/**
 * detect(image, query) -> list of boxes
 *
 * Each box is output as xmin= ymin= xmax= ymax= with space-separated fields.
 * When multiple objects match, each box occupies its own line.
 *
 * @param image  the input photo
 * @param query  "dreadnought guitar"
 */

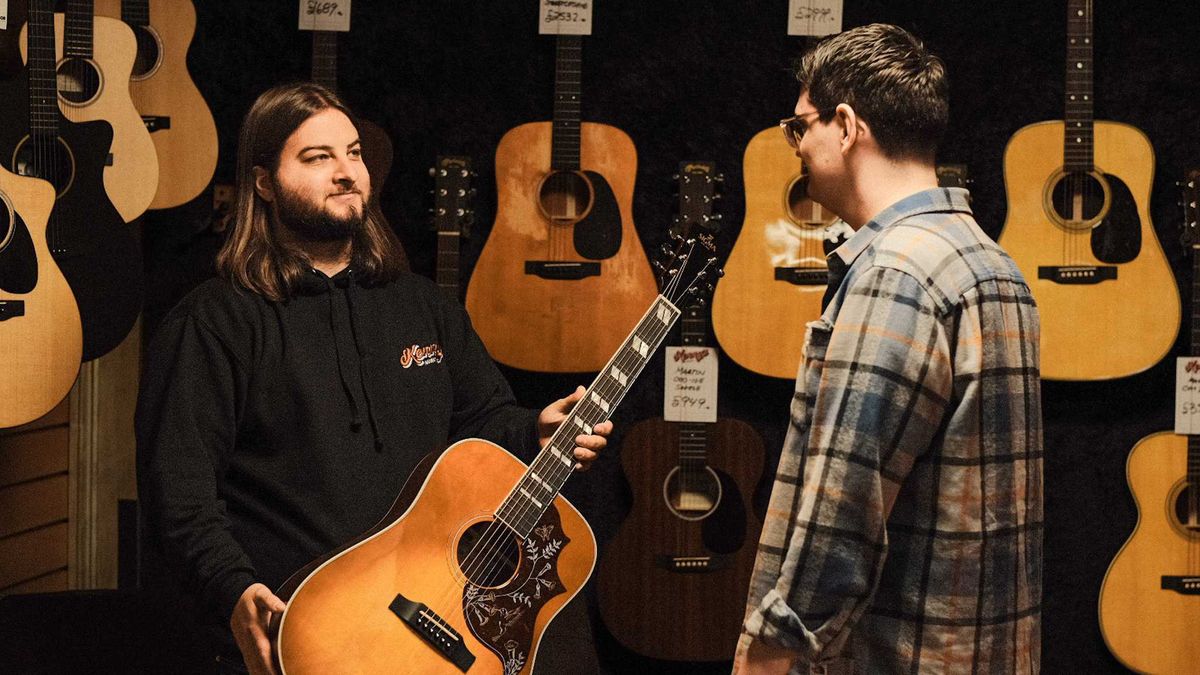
xmin=997 ymin=0 xmax=1178 ymax=381
xmin=271 ymin=236 xmax=721 ymax=674
xmin=94 ymin=0 xmax=217 ymax=209
xmin=465 ymin=33 xmax=657 ymax=373
xmin=597 ymin=162 xmax=765 ymax=662
xmin=1097 ymin=170 xmax=1200 ymax=674
xmin=0 ymin=165 xmax=82 ymax=429
xmin=1 ymin=0 xmax=142 ymax=362
xmin=431 ymin=155 xmax=474 ymax=299
xmin=20 ymin=0 xmax=159 ymax=223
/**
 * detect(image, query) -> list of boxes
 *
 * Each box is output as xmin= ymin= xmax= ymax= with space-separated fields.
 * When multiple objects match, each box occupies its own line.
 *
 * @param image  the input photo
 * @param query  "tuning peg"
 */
xmin=714 ymin=173 xmax=726 ymax=183
xmin=428 ymin=167 xmax=437 ymax=177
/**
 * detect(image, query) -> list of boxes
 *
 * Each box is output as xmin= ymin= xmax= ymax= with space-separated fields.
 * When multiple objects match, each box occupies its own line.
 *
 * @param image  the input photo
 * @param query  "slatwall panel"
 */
xmin=0 ymin=399 xmax=70 ymax=595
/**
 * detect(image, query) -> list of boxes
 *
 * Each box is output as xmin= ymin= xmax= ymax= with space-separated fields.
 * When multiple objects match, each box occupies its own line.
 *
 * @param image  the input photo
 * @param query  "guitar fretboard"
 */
xmin=27 ymin=0 xmax=60 ymax=135
xmin=65 ymin=0 xmax=96 ymax=59
xmin=550 ymin=35 xmax=582 ymax=171
xmin=495 ymin=295 xmax=682 ymax=538
xmin=678 ymin=306 xmax=710 ymax=470
xmin=121 ymin=0 xmax=151 ymax=27
xmin=1063 ymin=0 xmax=1095 ymax=172
xmin=312 ymin=31 xmax=339 ymax=93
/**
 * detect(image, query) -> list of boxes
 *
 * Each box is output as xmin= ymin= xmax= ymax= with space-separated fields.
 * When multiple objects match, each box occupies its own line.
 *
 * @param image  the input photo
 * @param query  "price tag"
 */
xmin=664 ymin=347 xmax=718 ymax=423
xmin=1177 ymin=357 xmax=1200 ymax=434
xmin=787 ymin=0 xmax=842 ymax=37
xmin=539 ymin=0 xmax=593 ymax=36
xmin=1 ymin=1 xmax=8 ymax=31
xmin=299 ymin=0 xmax=351 ymax=33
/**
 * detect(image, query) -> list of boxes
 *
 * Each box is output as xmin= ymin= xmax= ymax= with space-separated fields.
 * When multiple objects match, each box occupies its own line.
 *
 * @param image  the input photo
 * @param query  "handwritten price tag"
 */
xmin=1 ymin=1 xmax=8 ymax=31
xmin=787 ymin=0 xmax=842 ymax=37
xmin=664 ymin=347 xmax=718 ymax=423
xmin=1176 ymin=358 xmax=1200 ymax=434
xmin=299 ymin=0 xmax=350 ymax=32
xmin=539 ymin=0 xmax=593 ymax=35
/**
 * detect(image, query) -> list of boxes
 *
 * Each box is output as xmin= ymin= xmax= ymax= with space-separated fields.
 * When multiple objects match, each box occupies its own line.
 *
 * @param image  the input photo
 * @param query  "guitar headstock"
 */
xmin=430 ymin=155 xmax=474 ymax=238
xmin=656 ymin=161 xmax=724 ymax=310
xmin=1182 ymin=169 xmax=1199 ymax=249
xmin=935 ymin=163 xmax=971 ymax=190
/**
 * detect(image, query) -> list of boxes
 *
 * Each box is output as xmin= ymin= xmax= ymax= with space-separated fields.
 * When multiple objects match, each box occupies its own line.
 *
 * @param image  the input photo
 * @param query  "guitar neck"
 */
xmin=550 ymin=35 xmax=582 ymax=171
xmin=678 ymin=306 xmax=710 ymax=469
xmin=1063 ymin=0 xmax=1095 ymax=172
xmin=27 ymin=0 xmax=60 ymax=137
xmin=121 ymin=0 xmax=150 ymax=27
xmin=65 ymin=0 xmax=96 ymax=59
xmin=496 ymin=295 xmax=682 ymax=538
xmin=312 ymin=31 xmax=339 ymax=92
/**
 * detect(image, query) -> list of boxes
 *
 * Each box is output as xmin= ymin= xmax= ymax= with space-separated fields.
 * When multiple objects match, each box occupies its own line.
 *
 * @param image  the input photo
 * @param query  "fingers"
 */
xmin=254 ymin=588 xmax=287 ymax=615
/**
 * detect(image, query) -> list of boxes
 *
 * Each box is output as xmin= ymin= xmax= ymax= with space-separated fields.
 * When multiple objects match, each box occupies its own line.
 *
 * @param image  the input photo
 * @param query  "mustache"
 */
xmin=329 ymin=189 xmax=362 ymax=197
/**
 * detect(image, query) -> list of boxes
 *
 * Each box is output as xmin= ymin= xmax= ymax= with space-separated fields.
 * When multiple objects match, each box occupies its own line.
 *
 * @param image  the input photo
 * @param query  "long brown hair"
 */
xmin=216 ymin=82 xmax=406 ymax=301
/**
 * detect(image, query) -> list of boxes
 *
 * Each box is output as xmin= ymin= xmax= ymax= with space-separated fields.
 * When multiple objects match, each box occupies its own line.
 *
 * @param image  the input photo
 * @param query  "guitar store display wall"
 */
xmin=3 ymin=0 xmax=1200 ymax=673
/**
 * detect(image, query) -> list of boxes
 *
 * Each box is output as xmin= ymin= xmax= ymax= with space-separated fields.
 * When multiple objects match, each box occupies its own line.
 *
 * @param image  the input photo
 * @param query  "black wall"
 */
xmin=141 ymin=1 xmax=1200 ymax=672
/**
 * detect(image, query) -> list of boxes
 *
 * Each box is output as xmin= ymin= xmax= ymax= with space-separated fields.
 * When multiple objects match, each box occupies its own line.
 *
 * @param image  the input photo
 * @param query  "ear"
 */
xmin=253 ymin=166 xmax=275 ymax=202
xmin=834 ymin=102 xmax=866 ymax=154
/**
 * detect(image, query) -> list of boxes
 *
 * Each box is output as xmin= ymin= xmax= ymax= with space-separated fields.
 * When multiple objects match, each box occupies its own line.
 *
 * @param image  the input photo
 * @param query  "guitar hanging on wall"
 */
xmin=1097 ymin=169 xmax=1200 ymax=674
xmin=997 ymin=0 xmax=1178 ymax=381
xmin=94 ymin=0 xmax=218 ymax=210
xmin=0 ymin=0 xmax=142 ymax=362
xmin=465 ymin=27 xmax=657 ymax=373
xmin=431 ymin=155 xmax=474 ymax=300
xmin=271 ymin=229 xmax=722 ymax=674
xmin=597 ymin=161 xmax=765 ymax=662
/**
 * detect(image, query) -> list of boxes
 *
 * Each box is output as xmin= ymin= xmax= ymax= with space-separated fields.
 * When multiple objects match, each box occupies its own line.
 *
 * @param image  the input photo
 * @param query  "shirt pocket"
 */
xmin=789 ymin=318 xmax=833 ymax=429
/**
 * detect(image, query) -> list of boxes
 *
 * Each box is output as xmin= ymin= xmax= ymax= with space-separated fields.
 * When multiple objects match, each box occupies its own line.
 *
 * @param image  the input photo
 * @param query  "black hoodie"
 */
xmin=135 ymin=268 xmax=540 ymax=630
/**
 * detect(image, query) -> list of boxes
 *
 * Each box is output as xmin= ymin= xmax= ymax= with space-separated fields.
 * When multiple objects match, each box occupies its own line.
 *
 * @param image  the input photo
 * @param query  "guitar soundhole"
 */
xmin=12 ymin=136 xmax=75 ymax=198
xmin=56 ymin=58 xmax=102 ymax=106
xmin=785 ymin=174 xmax=834 ymax=228
xmin=538 ymin=170 xmax=594 ymax=224
xmin=0 ymin=195 xmax=13 ymax=253
xmin=455 ymin=520 xmax=522 ymax=589
xmin=131 ymin=25 xmax=163 ymax=79
xmin=1049 ymin=171 xmax=1108 ymax=229
xmin=1172 ymin=484 xmax=1200 ymax=533
xmin=663 ymin=466 xmax=722 ymax=521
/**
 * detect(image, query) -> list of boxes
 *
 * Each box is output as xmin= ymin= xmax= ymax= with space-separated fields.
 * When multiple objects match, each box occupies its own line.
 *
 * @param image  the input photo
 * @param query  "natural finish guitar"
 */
xmin=466 ymin=35 xmax=656 ymax=373
xmin=272 ymin=241 xmax=719 ymax=674
xmin=1097 ymin=171 xmax=1200 ymax=674
xmin=20 ymin=0 xmax=160 ymax=223
xmin=95 ymin=0 xmax=217 ymax=210
xmin=997 ymin=0 xmax=1178 ymax=381
xmin=0 ymin=166 xmax=82 ymax=429
xmin=598 ymin=161 xmax=765 ymax=661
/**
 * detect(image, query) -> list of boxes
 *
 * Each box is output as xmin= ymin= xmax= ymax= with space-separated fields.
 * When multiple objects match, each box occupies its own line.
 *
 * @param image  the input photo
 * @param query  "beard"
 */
xmin=273 ymin=182 xmax=367 ymax=243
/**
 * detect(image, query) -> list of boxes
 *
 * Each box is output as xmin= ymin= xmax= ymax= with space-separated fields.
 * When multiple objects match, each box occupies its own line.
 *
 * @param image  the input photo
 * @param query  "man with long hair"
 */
xmin=137 ymin=83 xmax=609 ymax=674
xmin=735 ymin=25 xmax=1042 ymax=673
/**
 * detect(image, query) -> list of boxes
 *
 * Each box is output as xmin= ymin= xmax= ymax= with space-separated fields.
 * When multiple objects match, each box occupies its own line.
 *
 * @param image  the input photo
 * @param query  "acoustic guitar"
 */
xmin=19 ymin=0 xmax=159 ymax=223
xmin=431 ymin=155 xmax=474 ymax=299
xmin=1097 ymin=170 xmax=1200 ymax=674
xmin=0 ymin=0 xmax=142 ymax=362
xmin=465 ymin=33 xmax=657 ymax=373
xmin=94 ymin=0 xmax=217 ymax=210
xmin=271 ymin=233 xmax=721 ymax=674
xmin=997 ymin=0 xmax=1178 ymax=381
xmin=597 ymin=161 xmax=765 ymax=662
xmin=0 ymin=165 xmax=82 ymax=429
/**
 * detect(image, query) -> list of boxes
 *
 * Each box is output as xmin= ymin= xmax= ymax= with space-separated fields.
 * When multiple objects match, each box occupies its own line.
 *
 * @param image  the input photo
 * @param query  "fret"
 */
xmin=496 ymin=296 xmax=682 ymax=537
xmin=65 ymin=0 xmax=96 ymax=59
xmin=311 ymin=31 xmax=339 ymax=92
xmin=550 ymin=35 xmax=584 ymax=171
xmin=121 ymin=0 xmax=151 ymax=27
xmin=27 ymin=0 xmax=60 ymax=135
xmin=1062 ymin=0 xmax=1094 ymax=167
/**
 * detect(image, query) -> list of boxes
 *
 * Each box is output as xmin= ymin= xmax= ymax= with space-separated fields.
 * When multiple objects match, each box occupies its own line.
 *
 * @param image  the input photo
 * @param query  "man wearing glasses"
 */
xmin=734 ymin=23 xmax=1042 ymax=674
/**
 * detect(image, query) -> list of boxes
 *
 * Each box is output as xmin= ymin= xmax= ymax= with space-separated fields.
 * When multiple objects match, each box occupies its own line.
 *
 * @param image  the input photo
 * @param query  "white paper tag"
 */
xmin=299 ymin=0 xmax=351 ymax=32
xmin=1176 ymin=357 xmax=1200 ymax=434
xmin=787 ymin=0 xmax=842 ymax=37
xmin=664 ymin=347 xmax=718 ymax=423
xmin=1 ymin=1 xmax=9 ymax=31
xmin=539 ymin=0 xmax=593 ymax=35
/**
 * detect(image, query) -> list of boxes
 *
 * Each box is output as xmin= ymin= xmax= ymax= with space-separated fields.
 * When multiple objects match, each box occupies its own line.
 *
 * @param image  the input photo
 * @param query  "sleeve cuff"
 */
xmin=209 ymin=570 xmax=258 ymax=623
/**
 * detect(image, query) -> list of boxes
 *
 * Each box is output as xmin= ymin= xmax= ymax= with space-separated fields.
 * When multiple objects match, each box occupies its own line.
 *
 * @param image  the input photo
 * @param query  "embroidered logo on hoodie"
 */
xmin=401 ymin=343 xmax=444 ymax=368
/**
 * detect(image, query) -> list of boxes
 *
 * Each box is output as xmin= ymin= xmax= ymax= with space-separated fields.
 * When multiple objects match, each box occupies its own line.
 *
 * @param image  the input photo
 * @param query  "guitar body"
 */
xmin=998 ymin=120 xmax=1178 ymax=380
xmin=1098 ymin=431 xmax=1200 ymax=674
xmin=465 ymin=121 xmax=656 ymax=373
xmin=597 ymin=417 xmax=764 ymax=661
xmin=0 ymin=167 xmax=82 ymax=428
xmin=274 ymin=439 xmax=596 ymax=675
xmin=712 ymin=127 xmax=827 ymax=380
xmin=95 ymin=0 xmax=217 ymax=209
xmin=20 ymin=14 xmax=159 ymax=222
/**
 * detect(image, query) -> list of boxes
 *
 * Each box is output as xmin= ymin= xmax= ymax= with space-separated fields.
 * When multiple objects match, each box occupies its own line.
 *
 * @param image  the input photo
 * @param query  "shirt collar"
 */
xmin=828 ymin=187 xmax=973 ymax=270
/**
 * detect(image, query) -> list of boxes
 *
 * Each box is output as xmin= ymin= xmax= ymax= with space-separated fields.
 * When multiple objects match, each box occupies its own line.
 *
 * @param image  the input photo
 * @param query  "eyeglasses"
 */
xmin=779 ymin=107 xmax=836 ymax=148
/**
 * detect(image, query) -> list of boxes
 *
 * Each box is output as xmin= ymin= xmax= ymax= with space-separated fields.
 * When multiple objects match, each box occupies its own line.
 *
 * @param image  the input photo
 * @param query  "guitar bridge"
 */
xmin=389 ymin=592 xmax=475 ymax=672
xmin=0 ymin=301 xmax=25 ymax=322
xmin=1037 ymin=265 xmax=1117 ymax=285
xmin=774 ymin=267 xmax=828 ymax=286
xmin=525 ymin=261 xmax=601 ymax=280
xmin=654 ymin=554 xmax=731 ymax=573
xmin=1161 ymin=576 xmax=1200 ymax=595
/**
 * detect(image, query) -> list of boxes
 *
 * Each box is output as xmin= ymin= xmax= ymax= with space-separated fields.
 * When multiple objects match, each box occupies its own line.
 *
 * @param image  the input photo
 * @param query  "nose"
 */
xmin=331 ymin=154 xmax=358 ymax=187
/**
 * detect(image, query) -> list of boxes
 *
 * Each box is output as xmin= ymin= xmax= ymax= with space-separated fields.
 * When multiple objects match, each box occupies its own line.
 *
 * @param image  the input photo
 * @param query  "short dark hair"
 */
xmin=795 ymin=23 xmax=948 ymax=160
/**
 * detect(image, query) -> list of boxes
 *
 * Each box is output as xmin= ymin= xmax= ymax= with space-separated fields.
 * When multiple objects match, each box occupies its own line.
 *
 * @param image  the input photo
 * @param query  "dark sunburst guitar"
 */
xmin=597 ymin=161 xmax=765 ymax=662
xmin=1 ymin=0 xmax=142 ymax=362
xmin=272 ymin=234 xmax=722 ymax=674
xmin=997 ymin=0 xmax=1178 ymax=381
xmin=465 ymin=32 xmax=657 ymax=373
xmin=1097 ymin=170 xmax=1200 ymax=674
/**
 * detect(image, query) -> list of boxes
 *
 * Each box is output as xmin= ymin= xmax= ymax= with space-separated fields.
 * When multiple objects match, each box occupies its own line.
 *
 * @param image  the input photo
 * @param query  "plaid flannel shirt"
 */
xmin=739 ymin=188 xmax=1043 ymax=674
